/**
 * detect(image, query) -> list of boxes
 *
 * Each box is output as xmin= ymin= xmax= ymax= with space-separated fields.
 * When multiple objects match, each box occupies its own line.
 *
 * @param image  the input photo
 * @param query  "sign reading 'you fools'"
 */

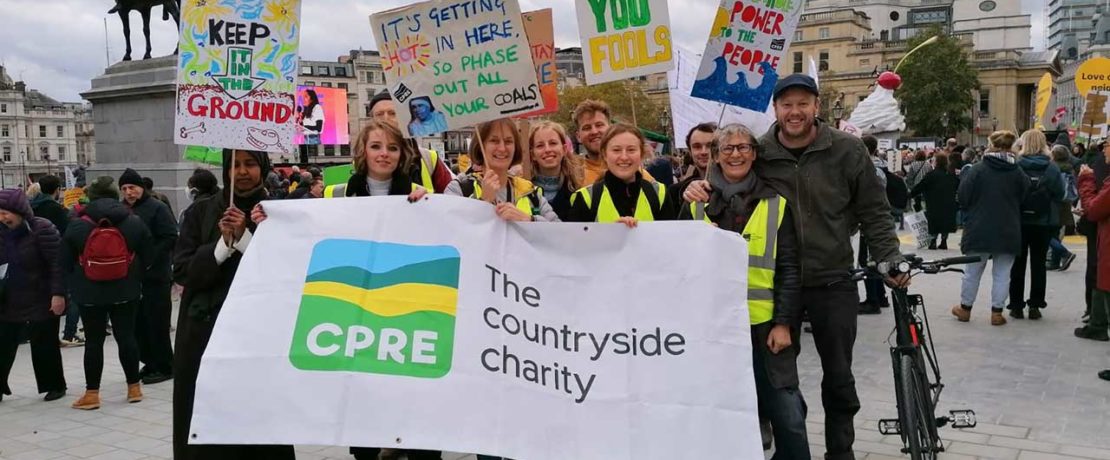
xmin=370 ymin=0 xmax=543 ymax=138
xmin=576 ymin=0 xmax=674 ymax=85
xmin=174 ymin=0 xmax=303 ymax=154
xmin=691 ymin=0 xmax=804 ymax=111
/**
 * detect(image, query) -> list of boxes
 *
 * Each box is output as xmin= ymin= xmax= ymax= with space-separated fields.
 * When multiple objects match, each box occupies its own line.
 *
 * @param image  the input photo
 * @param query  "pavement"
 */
xmin=1 ymin=232 xmax=1108 ymax=460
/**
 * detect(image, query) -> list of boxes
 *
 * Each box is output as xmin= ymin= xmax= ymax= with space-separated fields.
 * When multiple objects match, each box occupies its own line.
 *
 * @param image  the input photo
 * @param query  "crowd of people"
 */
xmin=0 ymin=70 xmax=1106 ymax=460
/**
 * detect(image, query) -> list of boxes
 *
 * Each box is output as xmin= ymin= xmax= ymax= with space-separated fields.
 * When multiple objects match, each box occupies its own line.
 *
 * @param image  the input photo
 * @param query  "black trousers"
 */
xmin=0 ymin=317 xmax=66 ymax=395
xmin=857 ymin=236 xmax=888 ymax=307
xmin=81 ymin=301 xmax=141 ymax=390
xmin=802 ymin=285 xmax=861 ymax=460
xmin=351 ymin=448 xmax=442 ymax=460
xmin=137 ymin=281 xmax=174 ymax=375
xmin=1009 ymin=225 xmax=1053 ymax=310
xmin=1085 ymin=223 xmax=1098 ymax=317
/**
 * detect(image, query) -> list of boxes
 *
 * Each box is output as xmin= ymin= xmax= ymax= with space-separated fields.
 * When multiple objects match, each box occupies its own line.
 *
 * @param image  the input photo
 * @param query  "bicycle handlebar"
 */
xmin=845 ymin=254 xmax=983 ymax=284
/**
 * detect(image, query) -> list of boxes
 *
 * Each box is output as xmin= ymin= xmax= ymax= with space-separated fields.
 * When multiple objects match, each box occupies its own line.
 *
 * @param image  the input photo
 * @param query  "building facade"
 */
xmin=0 ymin=65 xmax=83 ymax=188
xmin=1048 ymin=0 xmax=1100 ymax=57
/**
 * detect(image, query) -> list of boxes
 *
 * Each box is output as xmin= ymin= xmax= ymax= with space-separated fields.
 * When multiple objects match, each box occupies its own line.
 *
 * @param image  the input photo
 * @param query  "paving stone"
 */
xmin=1058 ymin=446 xmax=1110 ymax=460
xmin=1017 ymin=452 xmax=1091 ymax=460
xmin=989 ymin=436 xmax=1061 ymax=453
xmin=947 ymin=440 xmax=1021 ymax=460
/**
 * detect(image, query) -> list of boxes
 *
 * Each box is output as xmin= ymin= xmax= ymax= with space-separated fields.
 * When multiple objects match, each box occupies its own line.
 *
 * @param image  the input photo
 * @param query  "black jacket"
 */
xmin=0 ymin=217 xmax=64 ymax=323
xmin=61 ymin=198 xmax=153 ymax=306
xmin=345 ymin=172 xmax=414 ymax=197
xmin=756 ymin=120 xmax=902 ymax=286
xmin=128 ymin=193 xmax=178 ymax=283
xmin=30 ymin=194 xmax=69 ymax=236
xmin=566 ymin=172 xmax=678 ymax=222
xmin=1017 ymin=153 xmax=1065 ymax=227
xmin=957 ymin=154 xmax=1031 ymax=255
xmin=676 ymin=177 xmax=802 ymax=327
xmin=911 ymin=169 xmax=959 ymax=234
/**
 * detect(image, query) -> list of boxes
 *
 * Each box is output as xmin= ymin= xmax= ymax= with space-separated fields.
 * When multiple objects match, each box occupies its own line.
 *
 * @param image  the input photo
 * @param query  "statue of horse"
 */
xmin=108 ymin=0 xmax=181 ymax=61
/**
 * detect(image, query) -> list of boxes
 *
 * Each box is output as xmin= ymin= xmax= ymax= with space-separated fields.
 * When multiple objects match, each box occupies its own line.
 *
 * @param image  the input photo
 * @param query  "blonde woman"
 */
xmin=1007 ymin=129 xmax=1065 ymax=320
xmin=528 ymin=121 xmax=582 ymax=220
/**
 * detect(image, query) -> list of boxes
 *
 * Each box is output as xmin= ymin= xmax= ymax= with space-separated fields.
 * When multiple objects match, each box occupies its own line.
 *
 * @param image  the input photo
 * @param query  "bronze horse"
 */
xmin=109 ymin=0 xmax=181 ymax=61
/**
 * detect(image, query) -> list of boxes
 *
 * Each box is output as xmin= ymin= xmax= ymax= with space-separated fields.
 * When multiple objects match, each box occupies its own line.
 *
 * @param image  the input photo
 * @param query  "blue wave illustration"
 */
xmin=692 ymin=58 xmax=779 ymax=112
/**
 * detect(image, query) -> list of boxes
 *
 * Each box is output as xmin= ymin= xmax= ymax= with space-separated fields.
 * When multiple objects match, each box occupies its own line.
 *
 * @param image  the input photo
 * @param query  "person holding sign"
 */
xmin=445 ymin=119 xmax=559 ymax=222
xmin=171 ymin=149 xmax=295 ymax=460
xmin=369 ymin=91 xmax=455 ymax=193
xmin=567 ymin=124 xmax=678 ymax=225
xmin=677 ymin=123 xmax=809 ymax=458
xmin=528 ymin=121 xmax=583 ymax=221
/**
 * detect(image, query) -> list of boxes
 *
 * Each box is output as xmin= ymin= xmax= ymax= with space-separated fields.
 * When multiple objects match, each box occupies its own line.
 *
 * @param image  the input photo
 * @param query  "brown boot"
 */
xmin=127 ymin=383 xmax=143 ymax=403
xmin=991 ymin=311 xmax=1007 ymax=326
xmin=72 ymin=390 xmax=101 ymax=410
xmin=951 ymin=305 xmax=971 ymax=322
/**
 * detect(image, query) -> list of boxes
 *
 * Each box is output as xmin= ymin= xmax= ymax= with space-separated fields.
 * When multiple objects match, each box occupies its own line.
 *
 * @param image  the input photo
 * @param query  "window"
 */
xmin=317 ymin=66 xmax=330 ymax=76
xmin=335 ymin=67 xmax=347 ymax=77
xmin=0 ymin=104 xmax=6 ymax=113
xmin=304 ymin=80 xmax=315 ymax=86
xmin=793 ymin=52 xmax=803 ymax=73
xmin=57 ymin=126 xmax=64 ymax=137
xmin=819 ymin=27 xmax=830 ymax=39
xmin=40 ymin=145 xmax=48 ymax=159
xmin=39 ymin=125 xmax=47 ymax=138
xmin=323 ymin=145 xmax=336 ymax=156
xmin=301 ymin=66 xmax=312 ymax=75
xmin=57 ymin=146 xmax=66 ymax=160
xmin=819 ymin=50 xmax=830 ymax=71
xmin=0 ymin=125 xmax=7 ymax=137
xmin=340 ymin=144 xmax=351 ymax=156
xmin=978 ymin=89 xmax=990 ymax=115
xmin=338 ymin=82 xmax=349 ymax=90
xmin=2 ymin=146 xmax=9 ymax=162
xmin=365 ymin=71 xmax=374 ymax=83
xmin=321 ymin=82 xmax=332 ymax=88
xmin=860 ymin=58 xmax=871 ymax=67
xmin=794 ymin=30 xmax=803 ymax=41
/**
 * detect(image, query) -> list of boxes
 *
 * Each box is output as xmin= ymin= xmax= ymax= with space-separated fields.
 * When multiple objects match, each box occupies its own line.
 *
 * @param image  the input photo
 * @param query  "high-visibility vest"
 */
xmin=470 ymin=176 xmax=540 ymax=217
xmin=691 ymin=196 xmax=787 ymax=325
xmin=572 ymin=180 xmax=666 ymax=223
xmin=418 ymin=149 xmax=439 ymax=191
xmin=323 ymin=182 xmax=421 ymax=198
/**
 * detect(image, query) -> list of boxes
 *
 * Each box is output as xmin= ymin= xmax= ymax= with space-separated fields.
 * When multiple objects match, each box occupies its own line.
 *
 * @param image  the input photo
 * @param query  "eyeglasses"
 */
xmin=720 ymin=143 xmax=755 ymax=155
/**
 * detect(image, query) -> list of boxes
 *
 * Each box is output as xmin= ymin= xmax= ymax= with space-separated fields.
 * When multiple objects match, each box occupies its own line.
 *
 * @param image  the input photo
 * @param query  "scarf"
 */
xmin=983 ymin=150 xmax=1017 ymax=164
xmin=706 ymin=163 xmax=758 ymax=217
xmin=532 ymin=175 xmax=561 ymax=202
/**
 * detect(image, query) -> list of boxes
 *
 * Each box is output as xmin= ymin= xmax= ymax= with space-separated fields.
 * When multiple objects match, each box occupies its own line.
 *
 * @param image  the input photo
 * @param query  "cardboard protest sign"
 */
xmin=370 ymin=0 xmax=542 ymax=138
xmin=576 ymin=0 xmax=674 ymax=85
xmin=668 ymin=47 xmax=774 ymax=148
xmin=174 ymin=0 xmax=303 ymax=155
xmin=691 ymin=0 xmax=804 ymax=111
xmin=517 ymin=9 xmax=557 ymax=117
xmin=63 ymin=188 xmax=84 ymax=209
xmin=190 ymin=197 xmax=762 ymax=460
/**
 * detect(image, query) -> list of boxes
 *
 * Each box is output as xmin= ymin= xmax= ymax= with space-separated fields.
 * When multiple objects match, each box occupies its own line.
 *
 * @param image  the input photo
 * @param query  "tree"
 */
xmin=552 ymin=81 xmax=664 ymax=134
xmin=895 ymin=28 xmax=979 ymax=138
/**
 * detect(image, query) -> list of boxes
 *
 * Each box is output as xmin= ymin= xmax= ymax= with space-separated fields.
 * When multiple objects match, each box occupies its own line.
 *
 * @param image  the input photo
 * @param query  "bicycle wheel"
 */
xmin=899 ymin=354 xmax=924 ymax=459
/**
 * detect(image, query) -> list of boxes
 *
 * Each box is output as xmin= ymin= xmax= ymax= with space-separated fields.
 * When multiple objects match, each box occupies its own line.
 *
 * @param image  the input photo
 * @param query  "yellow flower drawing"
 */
xmin=263 ymin=0 xmax=297 ymax=35
xmin=183 ymin=0 xmax=232 ymax=31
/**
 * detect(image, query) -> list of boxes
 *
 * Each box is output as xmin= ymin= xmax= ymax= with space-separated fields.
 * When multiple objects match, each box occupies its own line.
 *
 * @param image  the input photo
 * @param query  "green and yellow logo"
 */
xmin=289 ymin=239 xmax=460 ymax=378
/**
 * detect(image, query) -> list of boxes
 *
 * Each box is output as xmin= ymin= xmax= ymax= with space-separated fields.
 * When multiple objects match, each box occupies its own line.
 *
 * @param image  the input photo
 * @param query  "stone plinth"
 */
xmin=81 ymin=56 xmax=212 ymax=214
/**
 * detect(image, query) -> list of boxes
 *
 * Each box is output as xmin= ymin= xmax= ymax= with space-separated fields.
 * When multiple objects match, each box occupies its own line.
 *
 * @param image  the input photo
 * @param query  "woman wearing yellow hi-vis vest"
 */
xmin=445 ymin=118 xmax=559 ymax=222
xmin=677 ymin=123 xmax=809 ymax=458
xmin=566 ymin=124 xmax=678 ymax=226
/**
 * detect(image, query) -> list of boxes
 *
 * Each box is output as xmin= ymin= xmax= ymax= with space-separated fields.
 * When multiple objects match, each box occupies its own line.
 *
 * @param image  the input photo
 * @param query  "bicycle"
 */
xmin=846 ymin=254 xmax=980 ymax=460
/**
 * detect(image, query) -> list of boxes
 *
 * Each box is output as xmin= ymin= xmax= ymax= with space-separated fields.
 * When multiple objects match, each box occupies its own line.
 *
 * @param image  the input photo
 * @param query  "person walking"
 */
xmin=951 ymin=131 xmax=1030 ymax=326
xmin=910 ymin=153 xmax=959 ymax=250
xmin=1048 ymin=145 xmax=1078 ymax=271
xmin=567 ymin=124 xmax=678 ymax=224
xmin=119 ymin=168 xmax=178 ymax=384
xmin=904 ymin=150 xmax=932 ymax=212
xmin=687 ymin=74 xmax=905 ymax=460
xmin=678 ymin=123 xmax=809 ymax=459
xmin=62 ymin=176 xmax=152 ymax=410
xmin=0 ymin=189 xmax=67 ymax=403
xmin=528 ymin=121 xmax=583 ymax=221
xmin=1075 ymin=143 xmax=1110 ymax=341
xmin=172 ymin=149 xmax=295 ymax=459
xmin=1008 ymin=130 xmax=1065 ymax=320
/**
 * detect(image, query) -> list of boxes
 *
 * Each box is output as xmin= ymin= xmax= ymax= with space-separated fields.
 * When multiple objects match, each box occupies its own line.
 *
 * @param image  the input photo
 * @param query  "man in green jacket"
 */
xmin=687 ymin=74 xmax=906 ymax=459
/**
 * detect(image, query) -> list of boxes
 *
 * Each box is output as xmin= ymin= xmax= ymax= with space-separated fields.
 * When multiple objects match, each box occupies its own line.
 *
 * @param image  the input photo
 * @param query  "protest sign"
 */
xmin=691 ymin=0 xmax=805 ymax=111
xmin=905 ymin=212 xmax=931 ymax=250
xmin=322 ymin=164 xmax=354 ymax=186
xmin=63 ymin=188 xmax=84 ymax=209
xmin=294 ymin=86 xmax=350 ymax=146
xmin=517 ymin=9 xmax=557 ymax=117
xmin=174 ymin=0 xmax=302 ymax=155
xmin=668 ymin=47 xmax=773 ymax=148
xmin=191 ymin=197 xmax=761 ymax=460
xmin=370 ymin=0 xmax=542 ymax=138
xmin=576 ymin=0 xmax=674 ymax=85
xmin=183 ymin=145 xmax=224 ymax=166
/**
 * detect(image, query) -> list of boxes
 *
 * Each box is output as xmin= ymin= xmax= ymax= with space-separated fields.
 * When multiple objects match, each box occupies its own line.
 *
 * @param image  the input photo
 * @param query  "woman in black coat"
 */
xmin=171 ymin=149 xmax=294 ymax=460
xmin=911 ymin=153 xmax=959 ymax=249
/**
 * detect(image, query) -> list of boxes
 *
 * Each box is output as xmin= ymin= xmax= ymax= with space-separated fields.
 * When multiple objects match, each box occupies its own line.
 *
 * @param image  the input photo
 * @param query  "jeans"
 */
xmin=960 ymin=253 xmax=1017 ymax=311
xmin=137 ymin=281 xmax=174 ymax=375
xmin=63 ymin=296 xmax=81 ymax=340
xmin=752 ymin=323 xmax=809 ymax=459
xmin=1009 ymin=225 xmax=1053 ymax=310
xmin=81 ymin=301 xmax=141 ymax=390
xmin=802 ymin=285 xmax=861 ymax=459
xmin=0 ymin=318 xmax=66 ymax=395
xmin=1091 ymin=290 xmax=1110 ymax=332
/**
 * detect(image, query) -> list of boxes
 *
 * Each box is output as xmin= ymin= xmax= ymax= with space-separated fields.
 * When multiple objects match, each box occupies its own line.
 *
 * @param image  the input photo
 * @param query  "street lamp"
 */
xmin=992 ymin=116 xmax=998 ymax=133
xmin=659 ymin=108 xmax=671 ymax=155
xmin=941 ymin=113 xmax=948 ymax=139
xmin=832 ymin=99 xmax=844 ymax=126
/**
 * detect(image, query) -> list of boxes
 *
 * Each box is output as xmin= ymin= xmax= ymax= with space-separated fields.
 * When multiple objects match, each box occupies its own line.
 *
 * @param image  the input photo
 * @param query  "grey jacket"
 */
xmin=756 ymin=120 xmax=903 ymax=286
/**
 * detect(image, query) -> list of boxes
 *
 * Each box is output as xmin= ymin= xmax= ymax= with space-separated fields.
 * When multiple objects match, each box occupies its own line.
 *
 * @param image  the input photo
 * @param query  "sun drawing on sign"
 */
xmin=380 ymin=35 xmax=432 ymax=78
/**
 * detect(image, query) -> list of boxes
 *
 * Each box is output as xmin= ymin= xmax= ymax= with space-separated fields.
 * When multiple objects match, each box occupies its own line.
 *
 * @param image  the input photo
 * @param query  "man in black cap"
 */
xmin=367 ymin=90 xmax=454 ymax=193
xmin=688 ymin=74 xmax=906 ymax=459
xmin=118 ymin=168 xmax=178 ymax=385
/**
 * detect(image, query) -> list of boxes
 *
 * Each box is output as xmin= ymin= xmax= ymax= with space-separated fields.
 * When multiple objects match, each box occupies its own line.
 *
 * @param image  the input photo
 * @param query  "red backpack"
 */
xmin=79 ymin=216 xmax=134 ymax=281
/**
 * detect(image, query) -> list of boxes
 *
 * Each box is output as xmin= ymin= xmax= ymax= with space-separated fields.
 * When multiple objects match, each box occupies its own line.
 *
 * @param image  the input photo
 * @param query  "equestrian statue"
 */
xmin=109 ymin=0 xmax=181 ymax=61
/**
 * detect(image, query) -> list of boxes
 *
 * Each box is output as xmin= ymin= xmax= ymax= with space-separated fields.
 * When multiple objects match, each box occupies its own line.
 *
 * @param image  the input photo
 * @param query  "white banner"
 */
xmin=191 ymin=197 xmax=761 ymax=460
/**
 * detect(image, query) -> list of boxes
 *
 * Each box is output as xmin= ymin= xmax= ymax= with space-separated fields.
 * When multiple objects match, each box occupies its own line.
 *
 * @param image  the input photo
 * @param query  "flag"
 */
xmin=809 ymin=57 xmax=819 ymax=88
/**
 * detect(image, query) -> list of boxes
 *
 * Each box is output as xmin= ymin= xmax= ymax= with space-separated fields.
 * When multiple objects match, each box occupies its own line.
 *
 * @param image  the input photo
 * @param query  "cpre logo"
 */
xmin=289 ymin=239 xmax=459 ymax=378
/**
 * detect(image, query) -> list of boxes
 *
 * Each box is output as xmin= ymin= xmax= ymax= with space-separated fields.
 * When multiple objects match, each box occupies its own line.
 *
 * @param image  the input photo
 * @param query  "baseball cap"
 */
xmin=773 ymin=74 xmax=819 ymax=101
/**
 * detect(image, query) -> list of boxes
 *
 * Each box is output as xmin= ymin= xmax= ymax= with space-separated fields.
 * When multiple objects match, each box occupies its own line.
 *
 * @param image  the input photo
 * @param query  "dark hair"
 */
xmin=934 ymin=153 xmax=949 ymax=172
xmin=685 ymin=122 xmax=717 ymax=150
xmin=142 ymin=177 xmax=154 ymax=190
xmin=861 ymin=135 xmax=878 ymax=155
xmin=303 ymin=89 xmax=320 ymax=118
xmin=914 ymin=150 xmax=927 ymax=161
xmin=408 ymin=96 xmax=436 ymax=119
xmin=470 ymin=118 xmax=523 ymax=168
xmin=190 ymin=169 xmax=219 ymax=195
xmin=600 ymin=123 xmax=650 ymax=159
xmin=37 ymin=175 xmax=61 ymax=195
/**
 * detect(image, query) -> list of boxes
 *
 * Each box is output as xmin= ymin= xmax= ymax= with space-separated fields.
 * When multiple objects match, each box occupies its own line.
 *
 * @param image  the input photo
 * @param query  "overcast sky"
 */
xmin=0 ymin=0 xmax=1048 ymax=103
